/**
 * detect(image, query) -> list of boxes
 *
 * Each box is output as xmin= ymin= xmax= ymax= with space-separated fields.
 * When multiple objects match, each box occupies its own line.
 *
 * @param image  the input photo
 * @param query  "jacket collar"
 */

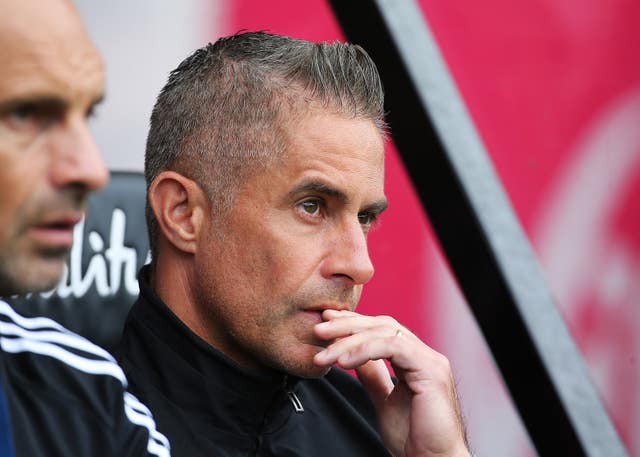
xmin=131 ymin=265 xmax=298 ymax=433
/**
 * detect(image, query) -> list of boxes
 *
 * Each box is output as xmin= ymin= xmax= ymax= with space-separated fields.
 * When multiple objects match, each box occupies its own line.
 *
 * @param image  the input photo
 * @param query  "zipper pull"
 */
xmin=286 ymin=390 xmax=304 ymax=413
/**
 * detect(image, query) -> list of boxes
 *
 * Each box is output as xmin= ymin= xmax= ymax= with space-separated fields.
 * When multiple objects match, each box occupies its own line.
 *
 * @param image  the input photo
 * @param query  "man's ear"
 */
xmin=148 ymin=171 xmax=208 ymax=254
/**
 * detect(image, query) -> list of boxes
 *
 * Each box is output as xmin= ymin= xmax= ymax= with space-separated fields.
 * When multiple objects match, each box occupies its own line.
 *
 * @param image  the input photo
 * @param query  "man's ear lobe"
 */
xmin=148 ymin=171 xmax=207 ymax=254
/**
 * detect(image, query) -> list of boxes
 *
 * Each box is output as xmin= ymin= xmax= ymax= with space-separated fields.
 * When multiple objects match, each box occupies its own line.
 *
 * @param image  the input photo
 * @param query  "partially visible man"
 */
xmin=0 ymin=1 xmax=170 ymax=455
xmin=117 ymin=32 xmax=472 ymax=456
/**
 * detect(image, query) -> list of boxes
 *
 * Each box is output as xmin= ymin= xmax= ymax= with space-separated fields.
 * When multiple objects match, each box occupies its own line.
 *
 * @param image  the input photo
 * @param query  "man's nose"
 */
xmin=49 ymin=117 xmax=109 ymax=193
xmin=321 ymin=219 xmax=375 ymax=286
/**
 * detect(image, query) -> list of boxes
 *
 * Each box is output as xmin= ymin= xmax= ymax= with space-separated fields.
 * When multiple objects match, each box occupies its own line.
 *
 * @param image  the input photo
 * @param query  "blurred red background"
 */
xmin=224 ymin=1 xmax=640 ymax=455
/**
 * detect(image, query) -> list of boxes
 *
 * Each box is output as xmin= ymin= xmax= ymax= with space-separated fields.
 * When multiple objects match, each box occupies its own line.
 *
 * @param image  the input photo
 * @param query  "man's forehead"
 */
xmin=286 ymin=106 xmax=384 ymax=147
xmin=0 ymin=0 xmax=80 ymax=32
xmin=0 ymin=2 xmax=104 ymax=104
xmin=0 ymin=50 xmax=104 ymax=97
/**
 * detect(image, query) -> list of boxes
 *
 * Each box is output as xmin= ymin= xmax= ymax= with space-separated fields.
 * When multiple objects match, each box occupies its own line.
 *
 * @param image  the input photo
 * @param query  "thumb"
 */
xmin=355 ymin=360 xmax=394 ymax=408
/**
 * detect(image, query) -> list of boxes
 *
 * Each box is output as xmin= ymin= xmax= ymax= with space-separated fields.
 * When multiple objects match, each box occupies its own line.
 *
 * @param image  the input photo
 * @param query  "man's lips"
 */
xmin=303 ymin=304 xmax=351 ymax=313
xmin=300 ymin=304 xmax=351 ymax=328
xmin=28 ymin=214 xmax=83 ymax=248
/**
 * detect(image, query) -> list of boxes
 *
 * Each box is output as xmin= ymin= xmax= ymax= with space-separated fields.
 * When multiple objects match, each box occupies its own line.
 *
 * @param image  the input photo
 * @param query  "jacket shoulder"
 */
xmin=0 ymin=300 xmax=171 ymax=457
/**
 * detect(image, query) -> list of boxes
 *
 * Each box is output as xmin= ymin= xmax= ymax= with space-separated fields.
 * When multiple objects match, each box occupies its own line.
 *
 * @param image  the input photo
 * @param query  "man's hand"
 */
xmin=313 ymin=310 xmax=471 ymax=457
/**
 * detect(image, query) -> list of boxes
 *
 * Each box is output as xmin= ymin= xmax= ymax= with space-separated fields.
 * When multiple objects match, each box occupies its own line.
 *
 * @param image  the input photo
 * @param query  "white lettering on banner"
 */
xmin=42 ymin=208 xmax=145 ymax=299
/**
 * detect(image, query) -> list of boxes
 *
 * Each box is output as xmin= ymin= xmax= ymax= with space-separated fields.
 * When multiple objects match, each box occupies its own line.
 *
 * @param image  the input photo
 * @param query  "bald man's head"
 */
xmin=0 ymin=0 xmax=109 ymax=296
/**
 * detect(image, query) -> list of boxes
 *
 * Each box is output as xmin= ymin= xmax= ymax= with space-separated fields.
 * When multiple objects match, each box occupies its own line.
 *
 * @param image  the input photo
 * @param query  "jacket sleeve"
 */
xmin=115 ymin=390 xmax=171 ymax=457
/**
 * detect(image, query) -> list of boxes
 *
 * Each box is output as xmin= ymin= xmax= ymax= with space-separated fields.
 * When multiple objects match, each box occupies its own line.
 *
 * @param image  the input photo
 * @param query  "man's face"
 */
xmin=195 ymin=110 xmax=386 ymax=378
xmin=0 ymin=0 xmax=108 ymax=295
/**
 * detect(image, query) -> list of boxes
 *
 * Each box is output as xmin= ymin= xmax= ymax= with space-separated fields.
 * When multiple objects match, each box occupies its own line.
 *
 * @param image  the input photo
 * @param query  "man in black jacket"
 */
xmin=0 ymin=1 xmax=170 ymax=455
xmin=117 ymin=32 xmax=472 ymax=456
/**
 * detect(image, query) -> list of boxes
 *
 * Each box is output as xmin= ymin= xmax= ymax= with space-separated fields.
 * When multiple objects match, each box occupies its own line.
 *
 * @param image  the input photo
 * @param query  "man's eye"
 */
xmin=6 ymin=103 xmax=55 ymax=130
xmin=358 ymin=212 xmax=376 ymax=226
xmin=301 ymin=200 xmax=321 ymax=215
xmin=86 ymin=103 xmax=99 ymax=120
xmin=10 ymin=104 xmax=36 ymax=121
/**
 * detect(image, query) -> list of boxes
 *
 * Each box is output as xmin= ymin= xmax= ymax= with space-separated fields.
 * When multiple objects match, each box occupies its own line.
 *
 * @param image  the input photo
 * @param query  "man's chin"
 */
xmin=269 ymin=344 xmax=333 ymax=379
xmin=288 ymin=362 xmax=332 ymax=380
xmin=0 ymin=255 xmax=66 ymax=296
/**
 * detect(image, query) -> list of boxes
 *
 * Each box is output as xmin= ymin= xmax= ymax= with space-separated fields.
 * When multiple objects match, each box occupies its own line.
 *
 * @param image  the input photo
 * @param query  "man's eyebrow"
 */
xmin=362 ymin=198 xmax=389 ymax=216
xmin=0 ymin=95 xmax=67 ymax=112
xmin=288 ymin=179 xmax=388 ymax=213
xmin=0 ymin=93 xmax=104 ymax=114
xmin=288 ymin=180 xmax=348 ymax=203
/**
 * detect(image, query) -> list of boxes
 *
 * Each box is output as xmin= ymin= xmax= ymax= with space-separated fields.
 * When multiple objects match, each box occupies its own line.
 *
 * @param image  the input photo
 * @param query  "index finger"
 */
xmin=315 ymin=310 xmax=412 ymax=341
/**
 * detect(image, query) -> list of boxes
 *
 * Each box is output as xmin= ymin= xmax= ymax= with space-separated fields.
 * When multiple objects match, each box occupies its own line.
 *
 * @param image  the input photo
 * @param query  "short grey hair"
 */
xmin=144 ymin=31 xmax=385 ymax=261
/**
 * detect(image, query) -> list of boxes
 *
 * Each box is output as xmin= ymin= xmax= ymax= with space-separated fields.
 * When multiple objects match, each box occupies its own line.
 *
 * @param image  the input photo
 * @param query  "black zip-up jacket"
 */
xmin=0 ymin=299 xmax=171 ymax=457
xmin=115 ymin=268 xmax=392 ymax=457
